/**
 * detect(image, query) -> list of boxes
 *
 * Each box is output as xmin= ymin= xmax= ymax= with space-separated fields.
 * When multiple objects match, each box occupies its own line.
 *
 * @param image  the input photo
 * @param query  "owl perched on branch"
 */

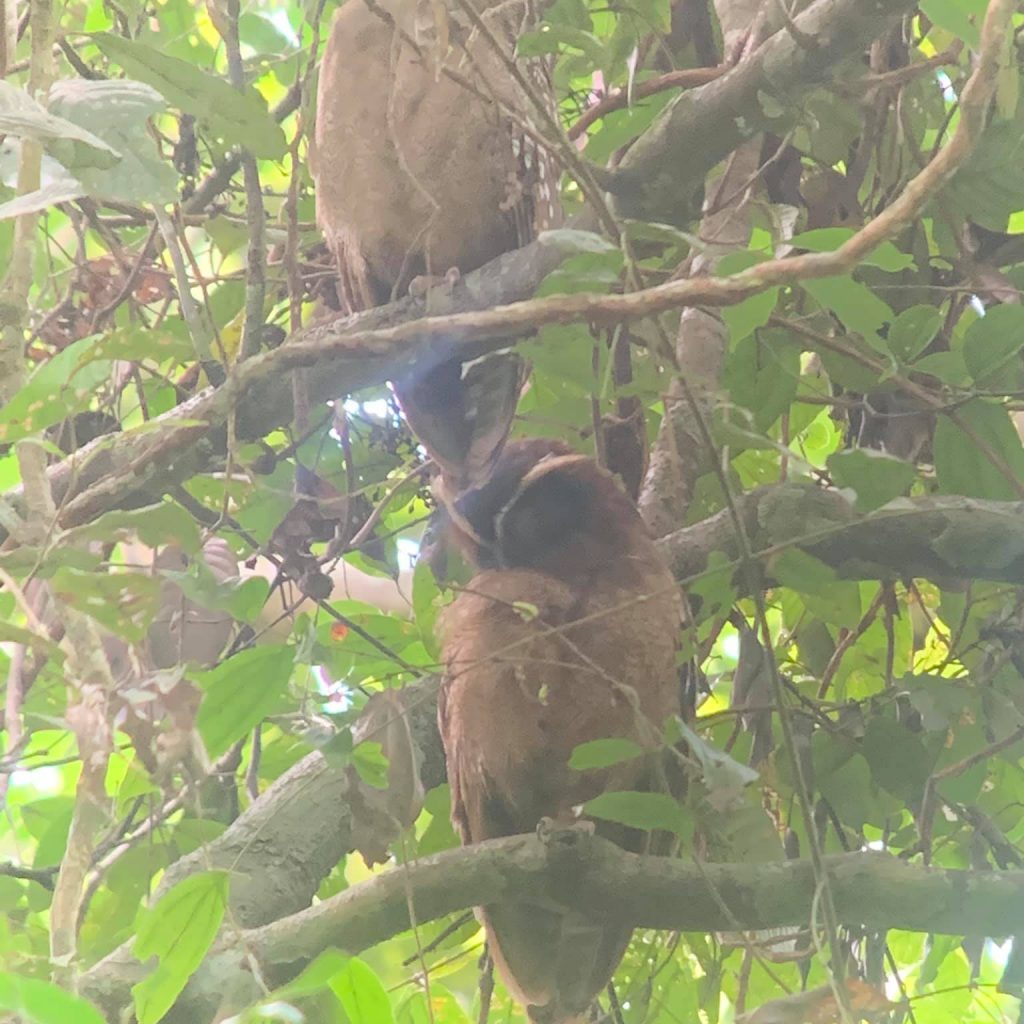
xmin=312 ymin=0 xmax=561 ymax=481
xmin=313 ymin=0 xmax=560 ymax=309
xmin=438 ymin=438 xmax=683 ymax=1022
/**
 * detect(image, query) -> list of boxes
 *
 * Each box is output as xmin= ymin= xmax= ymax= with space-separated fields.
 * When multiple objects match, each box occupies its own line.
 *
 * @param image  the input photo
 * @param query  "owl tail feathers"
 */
xmin=481 ymin=903 xmax=632 ymax=1024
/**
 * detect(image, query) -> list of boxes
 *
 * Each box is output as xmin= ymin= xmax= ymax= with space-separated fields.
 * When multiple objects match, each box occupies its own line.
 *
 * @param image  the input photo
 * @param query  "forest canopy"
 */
xmin=3 ymin=1 xmax=1024 ymax=1023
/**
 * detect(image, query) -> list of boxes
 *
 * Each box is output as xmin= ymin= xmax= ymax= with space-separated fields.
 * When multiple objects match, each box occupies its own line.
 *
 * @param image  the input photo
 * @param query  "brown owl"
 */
xmin=437 ymin=439 xmax=683 ymax=1022
xmin=312 ymin=0 xmax=559 ymax=312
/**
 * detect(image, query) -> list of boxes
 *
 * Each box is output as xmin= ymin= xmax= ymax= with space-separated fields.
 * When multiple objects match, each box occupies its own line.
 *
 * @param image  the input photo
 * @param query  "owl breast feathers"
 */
xmin=438 ymin=439 xmax=682 ymax=1023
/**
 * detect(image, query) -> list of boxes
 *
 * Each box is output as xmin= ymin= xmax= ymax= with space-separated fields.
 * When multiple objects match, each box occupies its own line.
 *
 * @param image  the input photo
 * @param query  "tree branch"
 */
xmin=82 ymin=832 xmax=1024 ymax=1021
xmin=659 ymin=486 xmax=1024 ymax=589
xmin=604 ymin=0 xmax=919 ymax=221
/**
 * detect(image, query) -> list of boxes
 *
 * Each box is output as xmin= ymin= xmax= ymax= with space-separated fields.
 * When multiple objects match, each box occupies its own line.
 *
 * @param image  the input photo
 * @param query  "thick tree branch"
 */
xmin=6 ymin=0 xmax=996 ymax=534
xmin=604 ymin=0 xmax=919 ymax=221
xmin=659 ymin=486 xmax=1024 ymax=589
xmin=82 ymin=833 xmax=1024 ymax=1021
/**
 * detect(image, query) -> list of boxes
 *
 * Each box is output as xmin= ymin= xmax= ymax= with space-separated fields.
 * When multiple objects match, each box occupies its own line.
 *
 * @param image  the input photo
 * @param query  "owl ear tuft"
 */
xmin=395 ymin=352 xmax=528 ymax=492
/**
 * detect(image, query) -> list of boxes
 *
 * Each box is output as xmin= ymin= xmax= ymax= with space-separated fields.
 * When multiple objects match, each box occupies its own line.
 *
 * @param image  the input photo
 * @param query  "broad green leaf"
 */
xmin=675 ymin=720 xmax=759 ymax=808
xmin=331 ymin=957 xmax=394 ymax=1024
xmin=132 ymin=871 xmax=230 ymax=1024
xmin=538 ymin=228 xmax=619 ymax=254
xmin=790 ymin=228 xmax=914 ymax=271
xmin=92 ymin=33 xmax=286 ymax=160
xmin=861 ymin=717 xmax=936 ymax=804
xmin=0 ymin=335 xmax=112 ymax=443
xmin=771 ymin=550 xmax=862 ymax=627
xmin=920 ymin=0 xmax=985 ymax=47
xmin=917 ymin=933 xmax=962 ymax=989
xmin=159 ymin=561 xmax=269 ymax=626
xmin=418 ymin=784 xmax=460 ymax=857
xmin=90 ymin=327 xmax=194 ymax=364
xmin=0 ymin=80 xmax=116 ymax=155
xmin=352 ymin=740 xmax=390 ymax=789
xmin=584 ymin=790 xmax=685 ymax=833
xmin=569 ymin=737 xmax=644 ymax=770
xmin=517 ymin=25 xmax=607 ymax=65
xmin=827 ymin=449 xmax=915 ymax=512
xmin=412 ymin=558 xmax=440 ymax=659
xmin=934 ymin=399 xmax=1024 ymax=500
xmin=887 ymin=305 xmax=943 ymax=363
xmin=722 ymin=288 xmax=780 ymax=344
xmin=47 ymin=78 xmax=178 ymax=203
xmin=722 ymin=330 xmax=800 ymax=430
xmin=0 ymin=973 xmax=106 ymax=1024
xmin=321 ymin=728 xmax=355 ymax=768
xmin=816 ymin=753 xmax=880 ymax=831
xmin=801 ymin=276 xmax=893 ymax=346
xmin=274 ymin=949 xmax=350 ymax=1000
xmin=195 ymin=645 xmax=294 ymax=757
xmin=68 ymin=504 xmax=202 ymax=554
xmin=583 ymin=89 xmax=675 ymax=162
xmin=537 ymin=250 xmax=624 ymax=295
xmin=962 ymin=304 xmax=1024 ymax=383
xmin=49 ymin=566 xmax=162 ymax=643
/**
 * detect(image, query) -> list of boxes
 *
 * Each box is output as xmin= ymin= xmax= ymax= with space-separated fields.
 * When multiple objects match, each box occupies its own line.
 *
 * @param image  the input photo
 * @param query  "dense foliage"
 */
xmin=3 ymin=1 xmax=1024 ymax=1023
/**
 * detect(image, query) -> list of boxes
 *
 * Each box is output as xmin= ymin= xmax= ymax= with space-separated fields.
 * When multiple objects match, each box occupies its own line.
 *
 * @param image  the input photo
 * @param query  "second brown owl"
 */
xmin=438 ymin=439 xmax=683 ymax=1022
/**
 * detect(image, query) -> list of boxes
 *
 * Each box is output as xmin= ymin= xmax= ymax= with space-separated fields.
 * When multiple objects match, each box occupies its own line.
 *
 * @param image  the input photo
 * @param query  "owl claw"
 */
xmin=408 ymin=267 xmax=460 ymax=300
xmin=536 ymin=816 xmax=595 ymax=847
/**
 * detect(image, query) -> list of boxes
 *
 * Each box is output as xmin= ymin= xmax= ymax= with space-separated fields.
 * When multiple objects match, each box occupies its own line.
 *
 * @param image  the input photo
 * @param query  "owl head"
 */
xmin=443 ymin=438 xmax=646 ymax=577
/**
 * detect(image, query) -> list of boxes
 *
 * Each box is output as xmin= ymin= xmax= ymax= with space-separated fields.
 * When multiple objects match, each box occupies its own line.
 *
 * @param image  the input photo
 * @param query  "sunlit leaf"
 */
xmin=132 ymin=871 xmax=229 ymax=1024
xmin=195 ymin=645 xmax=294 ymax=757
xmin=331 ymin=957 xmax=394 ymax=1024
xmin=569 ymin=737 xmax=645 ymax=770
xmin=0 ymin=973 xmax=106 ymax=1024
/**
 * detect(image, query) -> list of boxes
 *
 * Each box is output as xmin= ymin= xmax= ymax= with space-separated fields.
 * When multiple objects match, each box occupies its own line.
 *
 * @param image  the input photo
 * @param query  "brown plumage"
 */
xmin=437 ymin=439 xmax=682 ymax=1023
xmin=312 ymin=0 xmax=559 ymax=311
xmin=311 ymin=0 xmax=560 ymax=480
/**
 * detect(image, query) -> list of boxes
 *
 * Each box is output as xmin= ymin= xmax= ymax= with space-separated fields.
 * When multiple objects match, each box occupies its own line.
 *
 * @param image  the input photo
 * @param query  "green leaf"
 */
xmin=962 ymin=305 xmax=1024 ymax=383
xmin=331 ymin=957 xmax=394 ymax=1024
xmin=274 ymin=949 xmax=350 ymax=1000
xmin=584 ymin=791 xmax=685 ymax=833
xmin=538 ymin=228 xmax=619 ymax=254
xmin=517 ymin=25 xmax=607 ymax=65
xmin=132 ymin=871 xmax=229 ymax=1024
xmin=69 ymin=504 xmax=202 ymax=554
xmin=47 ymin=78 xmax=178 ymax=203
xmin=675 ymin=720 xmax=759 ymax=808
xmin=0 ymin=335 xmax=112 ymax=444
xmin=861 ymin=717 xmax=935 ymax=804
xmin=569 ymin=737 xmax=645 ymax=770
xmin=920 ymin=0 xmax=985 ymax=47
xmin=887 ymin=305 xmax=943 ymax=363
xmin=828 ymin=449 xmax=915 ymax=512
xmin=537 ymin=250 xmax=624 ymax=295
xmin=934 ymin=399 xmax=1024 ymax=500
xmin=92 ymin=33 xmax=286 ymax=160
xmin=0 ymin=80 xmax=117 ymax=155
xmin=195 ymin=645 xmax=294 ymax=758
xmin=0 ymin=974 xmax=106 ymax=1024
xmin=321 ymin=728 xmax=355 ymax=768
xmin=412 ymin=559 xmax=440 ymax=659
xmin=801 ymin=276 xmax=893 ymax=346
xmin=352 ymin=740 xmax=390 ymax=789
xmin=816 ymin=753 xmax=881 ymax=830
xmin=789 ymin=228 xmax=914 ymax=271
xmin=722 ymin=329 xmax=800 ymax=430
xmin=49 ymin=566 xmax=162 ymax=643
